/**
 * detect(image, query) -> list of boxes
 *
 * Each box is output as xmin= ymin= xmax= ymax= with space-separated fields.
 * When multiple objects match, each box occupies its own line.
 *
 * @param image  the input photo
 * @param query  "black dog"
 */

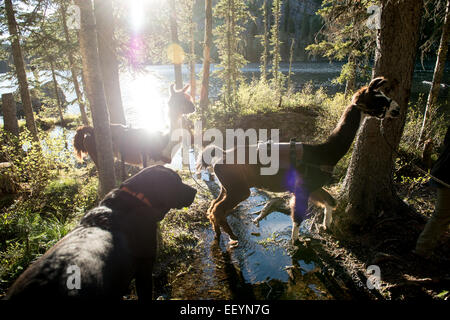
xmin=5 ymin=165 xmax=197 ymax=300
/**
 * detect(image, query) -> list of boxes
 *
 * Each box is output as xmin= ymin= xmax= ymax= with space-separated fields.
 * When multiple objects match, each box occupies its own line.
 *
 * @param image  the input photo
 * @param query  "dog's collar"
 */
xmin=120 ymin=186 xmax=152 ymax=207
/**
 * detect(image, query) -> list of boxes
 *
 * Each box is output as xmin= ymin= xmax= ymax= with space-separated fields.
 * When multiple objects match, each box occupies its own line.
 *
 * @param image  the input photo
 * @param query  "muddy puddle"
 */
xmin=161 ymin=168 xmax=352 ymax=300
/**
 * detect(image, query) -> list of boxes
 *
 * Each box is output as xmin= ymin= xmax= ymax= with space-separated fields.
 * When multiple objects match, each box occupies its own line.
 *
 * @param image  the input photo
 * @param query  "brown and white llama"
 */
xmin=197 ymin=77 xmax=400 ymax=246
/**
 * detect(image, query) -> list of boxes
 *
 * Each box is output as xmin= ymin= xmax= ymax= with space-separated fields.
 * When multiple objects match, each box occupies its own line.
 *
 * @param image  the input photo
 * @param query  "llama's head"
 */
xmin=168 ymin=84 xmax=195 ymax=118
xmin=352 ymin=77 xmax=400 ymax=119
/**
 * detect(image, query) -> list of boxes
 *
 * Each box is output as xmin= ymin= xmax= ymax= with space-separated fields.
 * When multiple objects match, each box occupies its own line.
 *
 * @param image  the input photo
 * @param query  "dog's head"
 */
xmin=120 ymin=165 xmax=197 ymax=219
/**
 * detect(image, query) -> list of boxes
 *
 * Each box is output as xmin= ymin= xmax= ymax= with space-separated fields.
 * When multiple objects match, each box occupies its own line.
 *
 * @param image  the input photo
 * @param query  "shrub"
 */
xmin=0 ymin=128 xmax=98 ymax=295
xmin=401 ymin=95 xmax=448 ymax=158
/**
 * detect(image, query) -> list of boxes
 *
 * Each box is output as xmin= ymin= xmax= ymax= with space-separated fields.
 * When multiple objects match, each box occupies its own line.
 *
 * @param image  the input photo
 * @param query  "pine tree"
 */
xmin=335 ymin=0 xmax=423 ymax=234
xmin=4 ymin=0 xmax=38 ymax=139
xmin=94 ymin=0 xmax=126 ymax=125
xmin=75 ymin=0 xmax=116 ymax=197
xmin=418 ymin=0 xmax=450 ymax=146
xmin=199 ymin=0 xmax=213 ymax=121
xmin=214 ymin=0 xmax=248 ymax=111
xmin=259 ymin=0 xmax=270 ymax=82
xmin=59 ymin=1 xmax=89 ymax=126
xmin=270 ymin=0 xmax=283 ymax=93
xmin=306 ymin=0 xmax=377 ymax=95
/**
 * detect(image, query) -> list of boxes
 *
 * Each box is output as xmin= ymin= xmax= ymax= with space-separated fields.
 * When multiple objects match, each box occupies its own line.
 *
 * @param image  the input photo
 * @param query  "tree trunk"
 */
xmin=75 ymin=0 xmax=116 ymax=197
xmin=335 ymin=0 xmax=423 ymax=234
xmin=417 ymin=0 xmax=450 ymax=147
xmin=199 ymin=0 xmax=213 ymax=121
xmin=60 ymin=4 xmax=89 ymax=126
xmin=260 ymin=0 xmax=269 ymax=81
xmin=2 ymin=93 xmax=19 ymax=137
xmin=287 ymin=38 xmax=295 ymax=91
xmin=271 ymin=0 xmax=283 ymax=94
xmin=344 ymin=55 xmax=356 ymax=96
xmin=94 ymin=0 xmax=126 ymax=125
xmin=189 ymin=6 xmax=196 ymax=103
xmin=226 ymin=0 xmax=233 ymax=106
xmin=169 ymin=0 xmax=183 ymax=90
xmin=4 ymin=0 xmax=38 ymax=140
xmin=50 ymin=60 xmax=65 ymax=126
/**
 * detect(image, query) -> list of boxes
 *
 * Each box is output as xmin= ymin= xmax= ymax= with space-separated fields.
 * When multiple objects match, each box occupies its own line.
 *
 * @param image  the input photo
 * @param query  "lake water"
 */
xmin=1 ymin=61 xmax=448 ymax=128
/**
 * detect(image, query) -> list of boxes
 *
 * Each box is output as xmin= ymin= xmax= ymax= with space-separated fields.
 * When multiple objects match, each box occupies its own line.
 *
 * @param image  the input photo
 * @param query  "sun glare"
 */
xmin=121 ymin=73 xmax=168 ymax=133
xmin=129 ymin=0 xmax=160 ymax=31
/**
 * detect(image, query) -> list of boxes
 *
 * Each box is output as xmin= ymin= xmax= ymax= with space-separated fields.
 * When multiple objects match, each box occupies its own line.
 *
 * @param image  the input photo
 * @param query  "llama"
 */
xmin=198 ymin=77 xmax=400 ymax=246
xmin=74 ymin=84 xmax=195 ymax=169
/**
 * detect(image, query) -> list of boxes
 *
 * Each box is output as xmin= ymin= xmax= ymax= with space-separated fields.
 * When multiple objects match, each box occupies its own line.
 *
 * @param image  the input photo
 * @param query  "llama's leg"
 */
xmin=120 ymin=152 xmax=126 ymax=181
xmin=208 ymin=187 xmax=225 ymax=216
xmin=310 ymin=188 xmax=336 ymax=230
xmin=253 ymin=197 xmax=287 ymax=227
xmin=84 ymin=135 xmax=98 ymax=168
xmin=210 ymin=164 xmax=250 ymax=245
xmin=291 ymin=188 xmax=309 ymax=245
xmin=212 ymin=187 xmax=251 ymax=245
xmin=142 ymin=153 xmax=147 ymax=168
xmin=207 ymin=187 xmax=226 ymax=240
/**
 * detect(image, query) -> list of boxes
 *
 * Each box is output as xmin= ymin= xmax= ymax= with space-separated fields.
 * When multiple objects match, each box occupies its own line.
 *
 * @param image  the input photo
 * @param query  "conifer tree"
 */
xmin=214 ymin=0 xmax=248 ymax=111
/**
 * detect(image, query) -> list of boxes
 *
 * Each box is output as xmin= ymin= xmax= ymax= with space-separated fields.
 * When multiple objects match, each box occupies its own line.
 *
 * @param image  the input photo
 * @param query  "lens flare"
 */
xmin=167 ymin=43 xmax=185 ymax=65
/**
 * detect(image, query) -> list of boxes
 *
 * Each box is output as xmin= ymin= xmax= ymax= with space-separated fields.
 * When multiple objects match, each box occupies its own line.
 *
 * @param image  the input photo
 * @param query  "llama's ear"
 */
xmin=170 ymin=84 xmax=176 ymax=95
xmin=368 ymin=77 xmax=387 ymax=92
xmin=182 ymin=84 xmax=190 ymax=93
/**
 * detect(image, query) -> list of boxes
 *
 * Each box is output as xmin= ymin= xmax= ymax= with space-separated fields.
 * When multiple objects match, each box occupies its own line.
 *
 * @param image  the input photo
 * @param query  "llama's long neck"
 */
xmin=303 ymin=103 xmax=362 ymax=166
xmin=161 ymin=112 xmax=183 ymax=159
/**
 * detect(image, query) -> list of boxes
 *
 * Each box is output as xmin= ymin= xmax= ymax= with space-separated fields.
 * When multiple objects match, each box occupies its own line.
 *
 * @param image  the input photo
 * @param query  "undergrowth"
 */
xmin=0 ymin=128 xmax=98 ymax=294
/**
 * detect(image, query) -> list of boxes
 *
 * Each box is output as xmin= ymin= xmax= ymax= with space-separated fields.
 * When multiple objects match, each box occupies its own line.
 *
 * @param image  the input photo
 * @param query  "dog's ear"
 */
xmin=368 ymin=77 xmax=387 ymax=92
xmin=182 ymin=84 xmax=190 ymax=93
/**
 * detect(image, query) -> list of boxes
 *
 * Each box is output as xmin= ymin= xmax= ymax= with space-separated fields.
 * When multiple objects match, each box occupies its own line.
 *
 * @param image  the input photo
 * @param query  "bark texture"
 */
xmin=2 ymin=93 xmax=19 ymax=137
xmin=60 ymin=4 xmax=89 ymax=126
xmin=335 ymin=0 xmax=423 ymax=234
xmin=75 ymin=0 xmax=116 ymax=197
xmin=169 ymin=0 xmax=183 ymax=90
xmin=4 ymin=0 xmax=38 ymax=139
xmin=94 ymin=0 xmax=126 ymax=125
xmin=50 ymin=60 xmax=65 ymax=125
xmin=199 ymin=0 xmax=213 ymax=121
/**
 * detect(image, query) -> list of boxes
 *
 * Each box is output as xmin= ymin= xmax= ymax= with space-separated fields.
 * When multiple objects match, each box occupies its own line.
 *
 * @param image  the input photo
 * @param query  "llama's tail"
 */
xmin=196 ymin=144 xmax=225 ymax=172
xmin=73 ymin=125 xmax=95 ymax=161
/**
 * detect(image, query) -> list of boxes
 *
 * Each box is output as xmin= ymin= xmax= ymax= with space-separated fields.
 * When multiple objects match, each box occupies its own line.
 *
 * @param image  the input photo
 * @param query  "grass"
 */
xmin=19 ymin=114 xmax=83 ymax=132
xmin=0 ymin=127 xmax=98 ymax=296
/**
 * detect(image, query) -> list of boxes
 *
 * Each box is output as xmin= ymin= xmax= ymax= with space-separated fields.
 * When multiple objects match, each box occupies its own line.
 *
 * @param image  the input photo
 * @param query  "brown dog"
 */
xmin=5 ymin=165 xmax=196 ymax=300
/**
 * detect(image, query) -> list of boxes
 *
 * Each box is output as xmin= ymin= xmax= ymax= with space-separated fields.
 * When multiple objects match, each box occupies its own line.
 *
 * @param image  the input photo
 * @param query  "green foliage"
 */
xmin=213 ymin=0 xmax=249 ymax=112
xmin=270 ymin=0 xmax=284 ymax=92
xmin=204 ymin=79 xmax=321 ymax=128
xmin=257 ymin=0 xmax=270 ymax=80
xmin=401 ymin=95 xmax=448 ymax=157
xmin=204 ymin=80 xmax=347 ymax=142
xmin=0 ymin=128 xmax=98 ymax=294
xmin=306 ymin=0 xmax=377 ymax=89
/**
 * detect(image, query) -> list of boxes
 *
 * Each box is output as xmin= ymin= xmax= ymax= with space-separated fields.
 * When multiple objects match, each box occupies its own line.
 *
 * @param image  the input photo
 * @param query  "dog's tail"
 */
xmin=196 ymin=144 xmax=225 ymax=172
xmin=73 ymin=125 xmax=95 ymax=161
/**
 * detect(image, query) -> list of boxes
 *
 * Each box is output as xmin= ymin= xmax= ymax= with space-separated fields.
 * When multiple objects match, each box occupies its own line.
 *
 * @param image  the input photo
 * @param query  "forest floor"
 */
xmin=146 ymin=169 xmax=449 ymax=301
